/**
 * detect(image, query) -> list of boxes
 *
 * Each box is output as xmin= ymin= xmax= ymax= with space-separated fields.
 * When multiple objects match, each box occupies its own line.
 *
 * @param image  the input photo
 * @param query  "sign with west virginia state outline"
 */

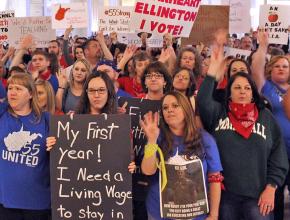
xmin=51 ymin=2 xmax=88 ymax=29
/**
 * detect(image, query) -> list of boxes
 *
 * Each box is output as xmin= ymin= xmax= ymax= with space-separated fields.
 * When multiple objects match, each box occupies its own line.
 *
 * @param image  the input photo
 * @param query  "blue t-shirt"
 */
xmin=0 ymin=103 xmax=51 ymax=210
xmin=49 ymin=74 xmax=59 ymax=94
xmin=262 ymin=80 xmax=290 ymax=158
xmin=117 ymin=88 xmax=132 ymax=98
xmin=0 ymin=81 xmax=6 ymax=99
xmin=146 ymin=130 xmax=223 ymax=220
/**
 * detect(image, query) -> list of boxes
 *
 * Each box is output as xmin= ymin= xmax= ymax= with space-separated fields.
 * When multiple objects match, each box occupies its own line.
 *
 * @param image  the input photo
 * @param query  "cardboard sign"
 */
xmin=161 ymin=158 xmax=208 ymax=219
xmin=8 ymin=16 xmax=56 ymax=48
xmin=118 ymin=97 xmax=161 ymax=200
xmin=118 ymin=33 xmax=163 ymax=48
xmin=98 ymin=7 xmax=133 ymax=33
xmin=181 ymin=5 xmax=229 ymax=46
xmin=50 ymin=114 xmax=133 ymax=220
xmin=229 ymin=0 xmax=251 ymax=34
xmin=130 ymin=0 xmax=202 ymax=37
xmin=51 ymin=3 xmax=88 ymax=29
xmin=0 ymin=10 xmax=14 ymax=44
xmin=259 ymin=5 xmax=290 ymax=45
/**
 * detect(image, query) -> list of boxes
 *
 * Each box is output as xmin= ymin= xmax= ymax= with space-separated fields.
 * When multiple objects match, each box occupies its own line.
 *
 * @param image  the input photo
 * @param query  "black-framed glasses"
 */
xmin=145 ymin=73 xmax=164 ymax=79
xmin=86 ymin=88 xmax=107 ymax=95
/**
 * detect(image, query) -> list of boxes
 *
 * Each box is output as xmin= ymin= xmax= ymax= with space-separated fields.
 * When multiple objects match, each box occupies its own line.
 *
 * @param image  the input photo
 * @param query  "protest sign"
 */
xmin=98 ymin=7 xmax=133 ymax=33
xmin=8 ymin=16 xmax=56 ymax=48
xmin=118 ymin=97 xmax=161 ymax=200
xmin=118 ymin=32 xmax=163 ymax=48
xmin=259 ymin=5 xmax=290 ymax=45
xmin=229 ymin=0 xmax=251 ymax=34
xmin=161 ymin=158 xmax=208 ymax=219
xmin=225 ymin=47 xmax=271 ymax=62
xmin=51 ymin=2 xmax=88 ymax=29
xmin=130 ymin=0 xmax=202 ymax=37
xmin=50 ymin=114 xmax=133 ymax=220
xmin=0 ymin=10 xmax=14 ymax=44
xmin=181 ymin=5 xmax=229 ymax=46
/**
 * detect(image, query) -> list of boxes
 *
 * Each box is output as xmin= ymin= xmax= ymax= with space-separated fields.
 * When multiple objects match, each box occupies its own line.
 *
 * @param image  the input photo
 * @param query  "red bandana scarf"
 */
xmin=39 ymin=70 xmax=51 ymax=81
xmin=228 ymin=102 xmax=258 ymax=139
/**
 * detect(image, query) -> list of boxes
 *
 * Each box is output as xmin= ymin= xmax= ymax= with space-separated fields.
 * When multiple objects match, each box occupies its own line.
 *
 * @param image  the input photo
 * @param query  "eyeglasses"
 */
xmin=86 ymin=88 xmax=107 ymax=95
xmin=145 ymin=73 xmax=164 ymax=79
xmin=175 ymin=75 xmax=189 ymax=80
xmin=162 ymin=103 xmax=180 ymax=112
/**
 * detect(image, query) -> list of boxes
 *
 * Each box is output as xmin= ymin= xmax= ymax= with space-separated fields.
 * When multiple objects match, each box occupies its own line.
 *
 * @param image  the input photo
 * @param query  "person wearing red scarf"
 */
xmin=197 ymin=39 xmax=288 ymax=220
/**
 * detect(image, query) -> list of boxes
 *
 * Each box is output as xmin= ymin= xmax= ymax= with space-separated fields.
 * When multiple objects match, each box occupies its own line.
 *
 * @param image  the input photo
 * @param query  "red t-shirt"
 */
xmin=117 ymin=77 xmax=144 ymax=97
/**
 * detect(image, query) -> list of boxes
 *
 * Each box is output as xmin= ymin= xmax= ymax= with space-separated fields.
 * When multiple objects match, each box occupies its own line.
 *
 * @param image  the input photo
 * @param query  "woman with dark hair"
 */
xmin=76 ymin=70 xmax=117 ymax=114
xmin=141 ymin=91 xmax=223 ymax=220
xmin=197 ymin=42 xmax=288 ymax=220
xmin=226 ymin=58 xmax=251 ymax=80
xmin=140 ymin=61 xmax=172 ymax=100
xmin=172 ymin=68 xmax=196 ymax=111
xmin=0 ymin=73 xmax=51 ymax=219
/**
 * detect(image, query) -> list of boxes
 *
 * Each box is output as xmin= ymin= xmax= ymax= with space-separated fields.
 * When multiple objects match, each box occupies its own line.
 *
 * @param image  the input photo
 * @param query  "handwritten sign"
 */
xmin=225 ymin=47 xmax=271 ymax=61
xmin=118 ymin=97 xmax=161 ymax=201
xmin=98 ymin=7 xmax=133 ymax=33
xmin=51 ymin=2 xmax=88 ymax=29
xmin=8 ymin=16 xmax=56 ymax=48
xmin=229 ymin=0 xmax=251 ymax=34
xmin=118 ymin=33 xmax=163 ymax=48
xmin=50 ymin=114 xmax=133 ymax=220
xmin=181 ymin=5 xmax=229 ymax=46
xmin=259 ymin=5 xmax=290 ymax=45
xmin=130 ymin=0 xmax=202 ymax=37
xmin=0 ymin=10 xmax=14 ymax=44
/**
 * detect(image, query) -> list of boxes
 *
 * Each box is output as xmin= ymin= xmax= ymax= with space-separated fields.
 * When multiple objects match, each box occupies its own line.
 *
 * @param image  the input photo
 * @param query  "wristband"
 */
xmin=144 ymin=143 xmax=167 ymax=191
xmin=58 ymin=87 xmax=65 ymax=90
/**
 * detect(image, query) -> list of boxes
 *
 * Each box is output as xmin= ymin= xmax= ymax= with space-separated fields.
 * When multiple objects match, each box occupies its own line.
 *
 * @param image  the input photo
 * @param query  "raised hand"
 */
xmin=56 ymin=69 xmax=68 ymax=88
xmin=207 ymin=29 xmax=227 ymax=81
xmin=20 ymin=34 xmax=34 ymax=50
xmin=64 ymin=25 xmax=73 ymax=40
xmin=140 ymin=111 xmax=160 ymax=144
xmin=257 ymin=28 xmax=269 ymax=49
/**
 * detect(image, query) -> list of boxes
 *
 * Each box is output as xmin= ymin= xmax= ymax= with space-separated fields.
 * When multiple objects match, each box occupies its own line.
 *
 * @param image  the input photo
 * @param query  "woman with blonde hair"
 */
xmin=35 ymin=79 xmax=56 ymax=114
xmin=0 ymin=73 xmax=51 ymax=219
xmin=251 ymin=32 xmax=290 ymax=220
xmin=56 ymin=58 xmax=91 ymax=113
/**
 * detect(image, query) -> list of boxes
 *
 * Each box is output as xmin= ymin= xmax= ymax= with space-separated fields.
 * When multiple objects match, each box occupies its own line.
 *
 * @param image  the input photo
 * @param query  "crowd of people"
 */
xmin=0 ymin=22 xmax=289 ymax=220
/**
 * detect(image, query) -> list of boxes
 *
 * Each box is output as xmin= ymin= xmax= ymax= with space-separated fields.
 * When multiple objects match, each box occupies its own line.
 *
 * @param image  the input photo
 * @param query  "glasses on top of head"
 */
xmin=145 ymin=73 xmax=164 ymax=79
xmin=86 ymin=87 xmax=107 ymax=95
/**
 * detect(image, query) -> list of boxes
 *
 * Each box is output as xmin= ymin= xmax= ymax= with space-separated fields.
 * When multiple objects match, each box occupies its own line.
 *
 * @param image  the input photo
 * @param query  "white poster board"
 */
xmin=8 ymin=17 xmax=56 ymax=48
xmin=229 ymin=0 xmax=251 ymax=34
xmin=51 ymin=2 xmax=88 ymax=29
xmin=0 ymin=10 xmax=14 ymax=44
xmin=130 ymin=0 xmax=202 ymax=37
xmin=98 ymin=7 xmax=133 ymax=33
xmin=259 ymin=5 xmax=290 ymax=45
xmin=118 ymin=33 xmax=163 ymax=48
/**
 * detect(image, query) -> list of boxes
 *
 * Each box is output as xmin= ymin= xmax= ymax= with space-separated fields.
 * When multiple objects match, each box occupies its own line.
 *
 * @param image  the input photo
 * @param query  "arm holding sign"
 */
xmin=251 ymin=29 xmax=268 ymax=92
xmin=140 ymin=111 xmax=160 ymax=175
xmin=63 ymin=25 xmax=74 ymax=66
